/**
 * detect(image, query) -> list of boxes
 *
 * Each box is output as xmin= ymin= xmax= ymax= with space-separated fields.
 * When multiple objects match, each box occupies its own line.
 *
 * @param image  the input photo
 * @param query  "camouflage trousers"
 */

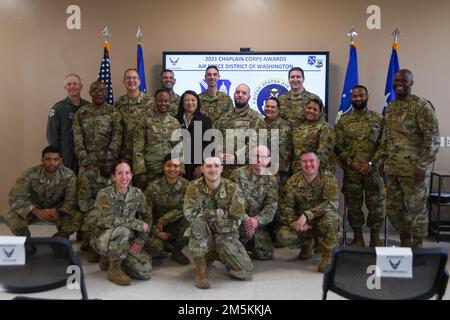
xmin=240 ymin=225 xmax=274 ymax=260
xmin=277 ymin=212 xmax=342 ymax=251
xmin=187 ymin=220 xmax=253 ymax=280
xmin=145 ymin=218 xmax=189 ymax=257
xmin=343 ymin=169 xmax=385 ymax=230
xmin=386 ymin=174 xmax=430 ymax=239
xmin=92 ymin=226 xmax=152 ymax=280
xmin=80 ymin=209 xmax=100 ymax=239
xmin=5 ymin=209 xmax=83 ymax=237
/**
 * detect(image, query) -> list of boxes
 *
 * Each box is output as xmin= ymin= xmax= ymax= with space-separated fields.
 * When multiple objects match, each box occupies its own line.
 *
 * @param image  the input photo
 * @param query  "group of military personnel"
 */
xmin=4 ymin=65 xmax=440 ymax=289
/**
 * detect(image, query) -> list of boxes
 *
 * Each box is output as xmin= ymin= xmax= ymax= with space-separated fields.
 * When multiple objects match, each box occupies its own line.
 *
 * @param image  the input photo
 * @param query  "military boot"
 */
xmin=87 ymin=247 xmax=100 ymax=263
xmin=107 ymin=259 xmax=131 ymax=286
xmin=193 ymin=258 xmax=210 ymax=289
xmin=400 ymin=233 xmax=412 ymax=247
xmin=369 ymin=229 xmax=383 ymax=247
xmin=298 ymin=238 xmax=313 ymax=260
xmin=171 ymin=246 xmax=190 ymax=265
xmin=99 ymin=256 xmax=110 ymax=271
xmin=318 ymin=248 xmax=332 ymax=273
xmin=412 ymin=236 xmax=423 ymax=248
xmin=205 ymin=250 xmax=218 ymax=267
xmin=350 ymin=227 xmax=365 ymax=247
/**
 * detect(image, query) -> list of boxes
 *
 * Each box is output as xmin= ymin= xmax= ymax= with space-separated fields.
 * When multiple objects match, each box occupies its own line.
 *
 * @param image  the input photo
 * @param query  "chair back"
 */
xmin=322 ymin=246 xmax=448 ymax=300
xmin=0 ymin=237 xmax=88 ymax=299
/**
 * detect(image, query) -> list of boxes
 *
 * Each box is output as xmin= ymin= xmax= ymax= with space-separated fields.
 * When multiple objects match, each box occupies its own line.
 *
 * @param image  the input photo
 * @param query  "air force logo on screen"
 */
xmin=199 ymin=80 xmax=231 ymax=95
xmin=169 ymin=57 xmax=180 ymax=67
xmin=252 ymin=79 xmax=289 ymax=115
xmin=308 ymin=56 xmax=323 ymax=68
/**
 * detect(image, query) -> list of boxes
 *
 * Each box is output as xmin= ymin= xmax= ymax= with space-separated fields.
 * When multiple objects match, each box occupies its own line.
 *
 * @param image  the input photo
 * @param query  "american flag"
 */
xmin=98 ymin=44 xmax=114 ymax=105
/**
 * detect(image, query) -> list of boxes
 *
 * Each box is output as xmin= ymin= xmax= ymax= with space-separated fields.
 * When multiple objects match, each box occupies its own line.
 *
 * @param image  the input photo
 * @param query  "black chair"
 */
xmin=0 ymin=237 xmax=88 ymax=299
xmin=322 ymin=246 xmax=448 ymax=300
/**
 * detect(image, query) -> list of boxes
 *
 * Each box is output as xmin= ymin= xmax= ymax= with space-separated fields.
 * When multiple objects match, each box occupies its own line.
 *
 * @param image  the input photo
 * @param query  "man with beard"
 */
xmin=5 ymin=146 xmax=81 ymax=238
xmin=374 ymin=70 xmax=440 ymax=248
xmin=335 ymin=85 xmax=384 ymax=247
xmin=216 ymin=83 xmax=265 ymax=177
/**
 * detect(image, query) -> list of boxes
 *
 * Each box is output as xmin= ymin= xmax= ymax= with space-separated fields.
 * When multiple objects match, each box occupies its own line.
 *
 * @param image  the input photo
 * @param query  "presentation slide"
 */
xmin=163 ymin=52 xmax=329 ymax=116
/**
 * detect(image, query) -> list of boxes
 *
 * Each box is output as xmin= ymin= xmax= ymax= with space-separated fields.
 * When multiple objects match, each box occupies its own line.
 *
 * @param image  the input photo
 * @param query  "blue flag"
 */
xmin=382 ymin=43 xmax=400 ymax=115
xmin=336 ymin=44 xmax=358 ymax=124
xmin=136 ymin=42 xmax=147 ymax=93
xmin=98 ymin=44 xmax=114 ymax=105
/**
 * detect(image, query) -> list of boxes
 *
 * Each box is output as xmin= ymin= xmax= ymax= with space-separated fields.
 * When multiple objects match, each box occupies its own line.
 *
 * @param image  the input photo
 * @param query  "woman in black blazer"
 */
xmin=176 ymin=90 xmax=213 ymax=180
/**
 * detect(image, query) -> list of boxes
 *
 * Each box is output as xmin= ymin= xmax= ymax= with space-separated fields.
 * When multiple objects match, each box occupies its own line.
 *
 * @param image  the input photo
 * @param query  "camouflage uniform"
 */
xmin=168 ymin=92 xmax=181 ymax=118
xmin=73 ymin=103 xmax=123 ymax=170
xmin=184 ymin=177 xmax=253 ymax=279
xmin=278 ymin=90 xmax=323 ymax=129
xmin=229 ymin=166 xmax=278 ymax=259
xmin=291 ymin=120 xmax=335 ymax=174
xmin=144 ymin=176 xmax=190 ymax=257
xmin=374 ymin=95 xmax=440 ymax=242
xmin=199 ymin=92 xmax=233 ymax=127
xmin=335 ymin=109 xmax=384 ymax=230
xmin=114 ymin=92 xmax=154 ymax=163
xmin=5 ymin=165 xmax=82 ymax=237
xmin=91 ymin=185 xmax=152 ymax=280
xmin=77 ymin=169 xmax=112 ymax=242
xmin=277 ymin=171 xmax=341 ymax=253
xmin=216 ymin=105 xmax=266 ymax=177
xmin=264 ymin=116 xmax=292 ymax=242
xmin=133 ymin=113 xmax=181 ymax=181
xmin=265 ymin=116 xmax=293 ymax=178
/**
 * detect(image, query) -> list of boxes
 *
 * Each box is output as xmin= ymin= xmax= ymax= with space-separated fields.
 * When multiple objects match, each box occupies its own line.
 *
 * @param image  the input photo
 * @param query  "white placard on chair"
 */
xmin=375 ymin=247 xmax=413 ymax=278
xmin=0 ymin=236 xmax=26 ymax=266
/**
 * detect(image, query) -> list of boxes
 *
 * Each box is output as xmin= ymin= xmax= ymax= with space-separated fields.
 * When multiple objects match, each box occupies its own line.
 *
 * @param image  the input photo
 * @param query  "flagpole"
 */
xmin=136 ymin=27 xmax=147 ymax=93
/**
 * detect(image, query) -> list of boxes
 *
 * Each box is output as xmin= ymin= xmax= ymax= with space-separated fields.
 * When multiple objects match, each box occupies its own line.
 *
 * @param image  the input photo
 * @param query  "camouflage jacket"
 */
xmin=265 ymin=116 xmax=293 ymax=174
xmin=335 ymin=109 xmax=382 ymax=168
xmin=374 ymin=95 xmax=440 ymax=176
xmin=77 ymin=169 xmax=112 ymax=213
xmin=144 ymin=176 xmax=189 ymax=227
xmin=9 ymin=165 xmax=77 ymax=218
xmin=114 ymin=92 xmax=154 ymax=162
xmin=291 ymin=120 xmax=335 ymax=173
xmin=199 ymin=92 xmax=233 ymax=127
xmin=216 ymin=105 xmax=266 ymax=162
xmin=168 ymin=92 xmax=181 ymax=118
xmin=229 ymin=166 xmax=278 ymax=227
xmin=280 ymin=170 xmax=339 ymax=225
xmin=278 ymin=89 xmax=323 ymax=128
xmin=95 ymin=185 xmax=152 ymax=246
xmin=184 ymin=177 xmax=246 ymax=234
xmin=73 ymin=103 xmax=123 ymax=167
xmin=133 ymin=113 xmax=181 ymax=175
